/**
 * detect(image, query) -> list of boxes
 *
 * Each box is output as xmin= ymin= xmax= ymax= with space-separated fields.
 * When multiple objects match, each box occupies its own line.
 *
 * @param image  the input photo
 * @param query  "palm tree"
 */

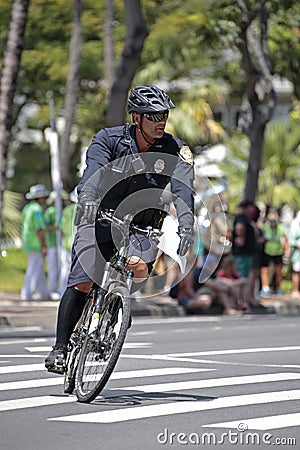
xmin=0 ymin=0 xmax=30 ymax=238
xmin=166 ymin=84 xmax=226 ymax=147
xmin=259 ymin=119 xmax=300 ymax=208
xmin=2 ymin=190 xmax=22 ymax=245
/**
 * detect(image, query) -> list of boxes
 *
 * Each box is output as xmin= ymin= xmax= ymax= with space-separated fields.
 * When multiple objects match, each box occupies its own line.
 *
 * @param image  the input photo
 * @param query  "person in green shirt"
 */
xmin=44 ymin=193 xmax=60 ymax=299
xmin=288 ymin=211 xmax=300 ymax=298
xmin=260 ymin=211 xmax=289 ymax=296
xmin=21 ymin=184 xmax=51 ymax=300
xmin=59 ymin=190 xmax=77 ymax=294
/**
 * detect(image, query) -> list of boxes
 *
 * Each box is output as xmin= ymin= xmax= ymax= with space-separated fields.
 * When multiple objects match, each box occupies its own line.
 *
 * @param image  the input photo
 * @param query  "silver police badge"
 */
xmin=154 ymin=158 xmax=165 ymax=173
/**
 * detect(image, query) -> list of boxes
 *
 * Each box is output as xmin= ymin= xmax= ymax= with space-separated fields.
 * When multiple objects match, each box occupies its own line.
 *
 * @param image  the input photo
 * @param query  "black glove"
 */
xmin=177 ymin=228 xmax=193 ymax=256
xmin=74 ymin=196 xmax=98 ymax=225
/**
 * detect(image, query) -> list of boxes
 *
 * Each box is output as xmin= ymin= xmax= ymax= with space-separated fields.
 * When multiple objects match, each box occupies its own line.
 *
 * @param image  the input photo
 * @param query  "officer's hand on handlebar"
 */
xmin=177 ymin=228 xmax=193 ymax=256
xmin=74 ymin=196 xmax=98 ymax=225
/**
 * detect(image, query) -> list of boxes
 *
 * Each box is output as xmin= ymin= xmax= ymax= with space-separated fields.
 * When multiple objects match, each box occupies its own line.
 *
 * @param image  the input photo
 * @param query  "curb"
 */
xmin=1 ymin=292 xmax=300 ymax=329
xmin=0 ymin=293 xmax=185 ymax=328
xmin=272 ymin=301 xmax=300 ymax=316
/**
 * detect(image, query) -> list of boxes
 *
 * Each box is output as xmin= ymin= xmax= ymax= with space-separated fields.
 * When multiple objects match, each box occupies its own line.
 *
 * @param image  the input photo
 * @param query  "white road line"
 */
xmin=25 ymin=342 xmax=153 ymax=352
xmin=203 ymin=412 xmax=300 ymax=430
xmin=123 ymin=343 xmax=152 ymax=348
xmin=49 ymin=389 xmax=300 ymax=423
xmin=111 ymin=367 xmax=208 ymax=379
xmin=130 ymin=331 xmax=157 ymax=336
xmin=0 ymin=378 xmax=63 ymax=390
xmin=0 ymin=373 xmax=299 ymax=412
xmin=0 ymin=355 xmax=45 ymax=359
xmin=168 ymin=346 xmax=300 ymax=357
xmin=81 ymin=367 xmax=210 ymax=383
xmin=1 ymin=371 xmax=295 ymax=393
xmin=133 ymin=317 xmax=220 ymax=325
xmin=24 ymin=347 xmax=52 ymax=352
xmin=0 ymin=367 xmax=207 ymax=384
xmin=0 ymin=395 xmax=75 ymax=412
xmin=0 ymin=363 xmax=46 ymax=373
xmin=120 ymin=353 xmax=300 ymax=369
xmin=114 ymin=372 xmax=300 ymax=393
xmin=0 ymin=338 xmax=47 ymax=346
xmin=0 ymin=326 xmax=42 ymax=333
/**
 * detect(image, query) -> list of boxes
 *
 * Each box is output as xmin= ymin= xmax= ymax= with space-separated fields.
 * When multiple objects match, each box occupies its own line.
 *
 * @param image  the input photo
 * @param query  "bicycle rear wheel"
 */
xmin=75 ymin=285 xmax=131 ymax=403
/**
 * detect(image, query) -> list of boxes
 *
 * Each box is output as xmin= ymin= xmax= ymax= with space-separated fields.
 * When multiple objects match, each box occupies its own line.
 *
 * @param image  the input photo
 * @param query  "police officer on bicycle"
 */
xmin=45 ymin=85 xmax=195 ymax=374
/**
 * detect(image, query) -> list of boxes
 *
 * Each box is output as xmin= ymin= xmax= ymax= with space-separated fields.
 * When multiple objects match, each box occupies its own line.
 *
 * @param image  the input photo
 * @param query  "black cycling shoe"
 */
xmin=45 ymin=345 xmax=67 ymax=375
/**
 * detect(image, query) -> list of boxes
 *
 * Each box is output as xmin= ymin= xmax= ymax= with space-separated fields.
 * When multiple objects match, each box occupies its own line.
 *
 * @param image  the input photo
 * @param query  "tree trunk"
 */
xmin=60 ymin=0 xmax=82 ymax=189
xmin=0 ymin=0 xmax=30 ymax=238
xmin=104 ymin=0 xmax=115 ymax=90
xmin=237 ymin=0 xmax=276 ymax=202
xmin=105 ymin=0 xmax=149 ymax=127
xmin=244 ymin=119 xmax=266 ymax=201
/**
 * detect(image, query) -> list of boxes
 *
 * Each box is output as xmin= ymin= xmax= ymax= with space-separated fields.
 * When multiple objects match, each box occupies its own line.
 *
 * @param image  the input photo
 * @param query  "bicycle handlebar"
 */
xmin=97 ymin=209 xmax=163 ymax=242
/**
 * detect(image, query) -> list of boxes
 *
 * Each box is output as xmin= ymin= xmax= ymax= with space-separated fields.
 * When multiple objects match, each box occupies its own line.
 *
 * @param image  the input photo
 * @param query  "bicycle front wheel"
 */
xmin=75 ymin=285 xmax=131 ymax=403
xmin=64 ymin=287 xmax=97 ymax=394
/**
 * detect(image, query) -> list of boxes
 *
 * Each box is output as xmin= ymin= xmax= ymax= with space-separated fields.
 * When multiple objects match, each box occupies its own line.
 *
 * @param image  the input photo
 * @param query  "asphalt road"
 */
xmin=0 ymin=315 xmax=300 ymax=450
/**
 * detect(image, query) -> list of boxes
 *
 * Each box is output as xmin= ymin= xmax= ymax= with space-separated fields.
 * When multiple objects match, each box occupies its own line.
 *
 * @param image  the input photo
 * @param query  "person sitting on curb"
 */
xmin=215 ymin=254 xmax=248 ymax=312
xmin=170 ymin=253 xmax=242 ymax=316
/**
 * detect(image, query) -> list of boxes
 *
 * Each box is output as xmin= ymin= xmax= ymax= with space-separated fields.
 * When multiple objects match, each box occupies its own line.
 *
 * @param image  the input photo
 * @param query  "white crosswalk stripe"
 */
xmin=0 ymin=395 xmax=75 ymax=412
xmin=0 ymin=372 xmax=298 ymax=414
xmin=0 ymin=343 xmax=299 ymax=431
xmin=112 ymin=372 xmax=300 ymax=393
xmin=0 ymin=363 xmax=46 ymax=373
xmin=24 ymin=342 xmax=153 ymax=352
xmin=203 ymin=413 xmax=300 ymax=430
xmin=49 ymin=390 xmax=300 ymax=423
xmin=0 ymin=367 xmax=210 ymax=391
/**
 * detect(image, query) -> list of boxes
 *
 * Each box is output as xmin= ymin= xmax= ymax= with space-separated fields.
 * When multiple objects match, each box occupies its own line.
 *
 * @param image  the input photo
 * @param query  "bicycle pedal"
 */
xmin=47 ymin=362 xmax=66 ymax=375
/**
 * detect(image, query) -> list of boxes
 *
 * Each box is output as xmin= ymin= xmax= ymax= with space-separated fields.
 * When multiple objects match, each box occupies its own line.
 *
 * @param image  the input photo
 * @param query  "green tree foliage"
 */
xmin=221 ymin=117 xmax=300 ymax=210
xmin=260 ymin=119 xmax=300 ymax=208
xmin=2 ymin=190 xmax=22 ymax=242
xmin=0 ymin=0 xmax=299 ymax=206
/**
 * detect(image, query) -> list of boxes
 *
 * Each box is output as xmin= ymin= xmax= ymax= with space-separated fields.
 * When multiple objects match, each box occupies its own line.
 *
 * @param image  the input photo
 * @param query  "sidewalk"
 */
xmin=0 ymin=291 xmax=186 ymax=329
xmin=1 ymin=290 xmax=300 ymax=329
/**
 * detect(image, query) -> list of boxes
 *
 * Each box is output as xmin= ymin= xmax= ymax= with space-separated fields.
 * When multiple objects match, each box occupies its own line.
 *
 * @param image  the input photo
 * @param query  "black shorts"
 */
xmin=260 ymin=253 xmax=283 ymax=267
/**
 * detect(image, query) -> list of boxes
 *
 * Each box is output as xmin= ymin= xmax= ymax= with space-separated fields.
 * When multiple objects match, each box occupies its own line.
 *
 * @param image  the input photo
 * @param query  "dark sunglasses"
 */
xmin=142 ymin=111 xmax=169 ymax=122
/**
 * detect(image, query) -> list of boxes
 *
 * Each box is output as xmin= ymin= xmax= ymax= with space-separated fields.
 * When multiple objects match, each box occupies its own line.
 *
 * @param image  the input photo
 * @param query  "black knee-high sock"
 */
xmin=55 ymin=287 xmax=87 ymax=347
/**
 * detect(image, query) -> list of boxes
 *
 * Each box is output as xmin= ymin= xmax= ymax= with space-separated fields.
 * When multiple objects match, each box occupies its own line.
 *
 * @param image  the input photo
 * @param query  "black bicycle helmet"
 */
xmin=127 ymin=85 xmax=176 ymax=114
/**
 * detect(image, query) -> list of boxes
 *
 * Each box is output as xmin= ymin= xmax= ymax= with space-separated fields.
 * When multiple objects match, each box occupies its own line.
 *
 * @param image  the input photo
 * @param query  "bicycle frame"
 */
xmin=65 ymin=209 xmax=163 ymax=400
xmin=93 ymin=210 xmax=162 ymax=314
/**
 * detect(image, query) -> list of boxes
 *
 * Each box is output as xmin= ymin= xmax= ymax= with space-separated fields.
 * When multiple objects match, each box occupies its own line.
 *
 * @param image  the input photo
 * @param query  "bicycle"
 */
xmin=63 ymin=209 xmax=162 ymax=403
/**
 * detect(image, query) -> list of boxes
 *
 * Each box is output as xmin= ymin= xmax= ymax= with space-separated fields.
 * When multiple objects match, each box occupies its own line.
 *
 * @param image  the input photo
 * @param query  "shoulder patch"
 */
xmin=178 ymin=146 xmax=193 ymax=165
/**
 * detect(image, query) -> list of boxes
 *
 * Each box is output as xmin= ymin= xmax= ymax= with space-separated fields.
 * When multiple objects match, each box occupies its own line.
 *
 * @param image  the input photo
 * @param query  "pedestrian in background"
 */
xmin=59 ymin=189 xmax=77 ymax=294
xmin=21 ymin=184 xmax=50 ymax=301
xmin=231 ymin=199 xmax=256 ymax=278
xmin=288 ymin=210 xmax=300 ymax=298
xmin=216 ymin=254 xmax=248 ymax=311
xmin=260 ymin=211 xmax=289 ymax=297
xmin=44 ymin=192 xmax=60 ymax=299
xmin=247 ymin=203 xmax=268 ymax=309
